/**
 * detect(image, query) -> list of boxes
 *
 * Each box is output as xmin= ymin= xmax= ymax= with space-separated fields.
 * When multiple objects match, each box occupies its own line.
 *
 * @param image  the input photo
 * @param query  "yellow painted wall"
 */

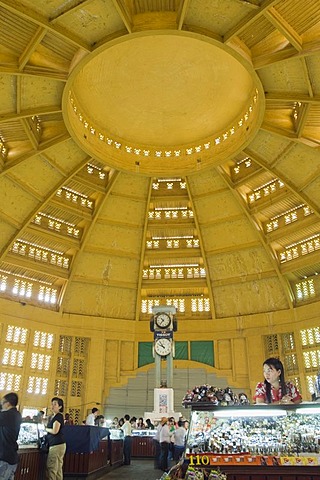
xmin=0 ymin=296 xmax=319 ymax=419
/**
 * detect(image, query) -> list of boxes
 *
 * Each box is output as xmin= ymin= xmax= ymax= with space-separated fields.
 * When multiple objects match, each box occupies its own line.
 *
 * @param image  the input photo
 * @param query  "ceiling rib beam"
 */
xmin=16 ymin=76 xmax=22 ymax=115
xmin=254 ymin=42 xmax=320 ymax=70
xmin=59 ymin=171 xmax=120 ymax=313
xmin=265 ymin=93 xmax=320 ymax=104
xmin=111 ymin=0 xmax=132 ymax=33
xmin=20 ymin=118 xmax=39 ymax=150
xmin=0 ymin=0 xmax=91 ymax=51
xmin=0 ymin=156 xmax=93 ymax=261
xmin=301 ymin=58 xmax=314 ymax=98
xmin=19 ymin=26 xmax=47 ymax=70
xmin=296 ymin=103 xmax=311 ymax=138
xmin=269 ymin=143 xmax=296 ymax=169
xmin=264 ymin=7 xmax=302 ymax=52
xmin=296 ymin=164 xmax=320 ymax=192
xmin=217 ymin=166 xmax=294 ymax=307
xmin=224 ymin=0 xmax=279 ymax=43
xmin=243 ymin=148 xmax=320 ymax=220
xmin=0 ymin=66 xmax=68 ymax=81
xmin=176 ymin=0 xmax=190 ymax=30
xmin=0 ymin=106 xmax=62 ymax=124
xmin=6 ymin=172 xmax=43 ymax=201
xmin=2 ymin=133 xmax=70 ymax=174
xmin=260 ymin=122 xmax=320 ymax=148
xmin=49 ymin=0 xmax=94 ymax=23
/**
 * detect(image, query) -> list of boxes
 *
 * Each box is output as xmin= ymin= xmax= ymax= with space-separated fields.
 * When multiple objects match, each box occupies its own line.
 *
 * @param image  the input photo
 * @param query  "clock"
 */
xmin=154 ymin=338 xmax=172 ymax=356
xmin=154 ymin=312 xmax=171 ymax=329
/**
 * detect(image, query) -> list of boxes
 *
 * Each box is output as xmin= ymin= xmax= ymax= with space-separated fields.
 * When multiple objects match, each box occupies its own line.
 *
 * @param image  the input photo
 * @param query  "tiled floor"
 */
xmin=99 ymin=459 xmax=165 ymax=480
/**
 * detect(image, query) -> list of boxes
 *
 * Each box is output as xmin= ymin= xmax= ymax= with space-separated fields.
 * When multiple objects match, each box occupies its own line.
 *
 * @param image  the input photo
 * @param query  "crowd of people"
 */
xmin=0 ymin=357 xmax=303 ymax=479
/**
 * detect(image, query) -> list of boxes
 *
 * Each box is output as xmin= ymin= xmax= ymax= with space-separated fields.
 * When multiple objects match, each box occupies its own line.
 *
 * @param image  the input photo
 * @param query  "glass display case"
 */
xmin=185 ymin=403 xmax=320 ymax=478
xmin=109 ymin=428 xmax=124 ymax=440
xmin=17 ymin=421 xmax=45 ymax=449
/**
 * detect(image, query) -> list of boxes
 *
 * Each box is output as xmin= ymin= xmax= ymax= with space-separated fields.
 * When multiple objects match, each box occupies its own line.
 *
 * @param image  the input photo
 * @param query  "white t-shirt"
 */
xmin=85 ymin=413 xmax=96 ymax=426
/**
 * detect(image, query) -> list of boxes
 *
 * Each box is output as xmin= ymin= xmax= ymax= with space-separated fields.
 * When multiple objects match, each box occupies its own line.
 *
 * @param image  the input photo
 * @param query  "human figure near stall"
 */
xmin=45 ymin=397 xmax=66 ymax=480
xmin=146 ymin=418 xmax=154 ymax=430
xmin=254 ymin=357 xmax=302 ymax=404
xmin=159 ymin=417 xmax=170 ymax=472
xmin=121 ymin=414 xmax=132 ymax=465
xmin=153 ymin=420 xmax=162 ymax=469
xmin=173 ymin=420 xmax=187 ymax=461
xmin=0 ymin=392 xmax=22 ymax=480
xmin=85 ymin=407 xmax=99 ymax=426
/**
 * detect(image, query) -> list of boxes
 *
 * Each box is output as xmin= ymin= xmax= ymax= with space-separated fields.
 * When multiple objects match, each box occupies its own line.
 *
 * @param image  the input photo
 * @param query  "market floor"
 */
xmin=99 ymin=459 xmax=168 ymax=480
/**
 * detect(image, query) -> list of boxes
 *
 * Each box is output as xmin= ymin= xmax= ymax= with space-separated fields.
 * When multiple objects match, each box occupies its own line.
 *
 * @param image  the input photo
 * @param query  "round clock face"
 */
xmin=154 ymin=338 xmax=172 ymax=356
xmin=155 ymin=312 xmax=171 ymax=329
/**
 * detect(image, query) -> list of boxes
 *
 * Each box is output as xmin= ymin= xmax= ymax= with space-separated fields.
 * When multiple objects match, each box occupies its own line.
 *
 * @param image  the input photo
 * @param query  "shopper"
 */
xmin=0 ymin=392 xmax=22 ymax=480
xmin=45 ymin=397 xmax=66 ymax=480
xmin=173 ymin=420 xmax=187 ymax=461
xmin=159 ymin=417 xmax=170 ymax=472
xmin=121 ymin=414 xmax=132 ymax=465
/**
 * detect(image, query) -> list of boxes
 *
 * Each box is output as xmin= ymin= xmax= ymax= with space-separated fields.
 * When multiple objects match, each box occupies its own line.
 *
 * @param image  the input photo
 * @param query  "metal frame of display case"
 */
xmin=184 ymin=403 xmax=320 ymax=480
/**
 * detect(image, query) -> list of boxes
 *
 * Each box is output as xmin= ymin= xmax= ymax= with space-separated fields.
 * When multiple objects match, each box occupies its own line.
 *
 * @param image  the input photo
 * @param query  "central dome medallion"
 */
xmin=64 ymin=31 xmax=264 ymax=176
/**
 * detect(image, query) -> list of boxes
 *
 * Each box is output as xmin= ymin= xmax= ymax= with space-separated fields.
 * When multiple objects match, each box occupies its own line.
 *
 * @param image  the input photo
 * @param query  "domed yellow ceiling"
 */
xmin=0 ymin=0 xmax=320 ymax=322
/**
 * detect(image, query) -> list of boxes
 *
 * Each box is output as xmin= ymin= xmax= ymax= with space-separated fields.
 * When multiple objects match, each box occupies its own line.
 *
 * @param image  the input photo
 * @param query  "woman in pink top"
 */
xmin=254 ymin=357 xmax=302 ymax=404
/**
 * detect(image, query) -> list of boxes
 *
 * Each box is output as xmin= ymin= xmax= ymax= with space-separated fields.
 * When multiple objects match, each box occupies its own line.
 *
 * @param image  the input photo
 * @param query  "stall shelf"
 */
xmin=16 ymin=424 xmax=123 ymax=480
xmin=184 ymin=403 xmax=320 ymax=480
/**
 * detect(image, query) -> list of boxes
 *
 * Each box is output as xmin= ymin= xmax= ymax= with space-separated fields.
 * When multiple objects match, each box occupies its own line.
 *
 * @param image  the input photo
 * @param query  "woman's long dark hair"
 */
xmin=263 ymin=357 xmax=287 ymax=403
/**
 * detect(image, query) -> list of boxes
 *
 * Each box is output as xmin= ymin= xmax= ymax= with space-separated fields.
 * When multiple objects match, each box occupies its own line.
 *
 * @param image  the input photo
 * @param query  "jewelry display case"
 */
xmin=16 ymin=422 xmax=44 ymax=480
xmin=185 ymin=403 xmax=320 ymax=480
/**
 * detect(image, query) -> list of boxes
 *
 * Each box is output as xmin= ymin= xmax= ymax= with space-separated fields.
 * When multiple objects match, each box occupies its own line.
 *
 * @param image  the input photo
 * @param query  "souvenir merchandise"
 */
xmin=182 ymin=385 xmax=249 ymax=407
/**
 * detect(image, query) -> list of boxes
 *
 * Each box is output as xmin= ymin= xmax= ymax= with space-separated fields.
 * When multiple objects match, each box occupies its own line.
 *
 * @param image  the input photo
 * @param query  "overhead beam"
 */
xmin=176 ymin=0 xmax=190 ymax=30
xmin=264 ymin=6 xmax=302 ymax=52
xmin=19 ymin=26 xmax=47 ymax=70
xmin=301 ymin=57 xmax=314 ymax=98
xmin=0 ymin=156 xmax=92 ymax=261
xmin=0 ymin=65 xmax=68 ymax=81
xmin=224 ymin=0 xmax=279 ymax=43
xmin=260 ymin=122 xmax=320 ymax=149
xmin=217 ymin=166 xmax=294 ymax=307
xmin=2 ymin=132 xmax=70 ymax=174
xmin=296 ymin=103 xmax=311 ymax=138
xmin=20 ymin=117 xmax=39 ymax=150
xmin=59 ymin=171 xmax=121 ymax=313
xmin=0 ymin=106 xmax=62 ymax=124
xmin=254 ymin=41 xmax=320 ymax=69
xmin=111 ymin=0 xmax=132 ymax=33
xmin=49 ymin=0 xmax=94 ymax=23
xmin=265 ymin=93 xmax=320 ymax=104
xmin=0 ymin=0 xmax=91 ymax=51
xmin=243 ymin=147 xmax=320 ymax=219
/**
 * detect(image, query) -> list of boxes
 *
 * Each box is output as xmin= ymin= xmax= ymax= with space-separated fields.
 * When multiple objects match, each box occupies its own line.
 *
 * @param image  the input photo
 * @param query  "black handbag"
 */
xmin=38 ymin=435 xmax=49 ymax=453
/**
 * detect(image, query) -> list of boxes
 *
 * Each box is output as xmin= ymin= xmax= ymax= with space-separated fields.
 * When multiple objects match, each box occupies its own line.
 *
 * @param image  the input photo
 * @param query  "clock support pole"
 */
xmin=144 ymin=306 xmax=181 ymax=421
xmin=155 ymin=350 xmax=173 ymax=388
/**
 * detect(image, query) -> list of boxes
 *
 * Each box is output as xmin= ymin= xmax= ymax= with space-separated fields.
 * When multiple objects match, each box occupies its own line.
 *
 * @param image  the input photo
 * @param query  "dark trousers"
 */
xmin=174 ymin=445 xmax=185 ymax=461
xmin=123 ymin=436 xmax=132 ymax=465
xmin=160 ymin=441 xmax=169 ymax=471
xmin=153 ymin=439 xmax=161 ymax=469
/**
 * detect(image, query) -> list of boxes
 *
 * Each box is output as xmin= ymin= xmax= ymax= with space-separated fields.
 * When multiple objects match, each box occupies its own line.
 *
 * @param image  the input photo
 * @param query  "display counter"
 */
xmin=185 ymin=403 xmax=320 ymax=480
xmin=131 ymin=429 xmax=156 ymax=457
xmin=16 ymin=424 xmax=123 ymax=480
